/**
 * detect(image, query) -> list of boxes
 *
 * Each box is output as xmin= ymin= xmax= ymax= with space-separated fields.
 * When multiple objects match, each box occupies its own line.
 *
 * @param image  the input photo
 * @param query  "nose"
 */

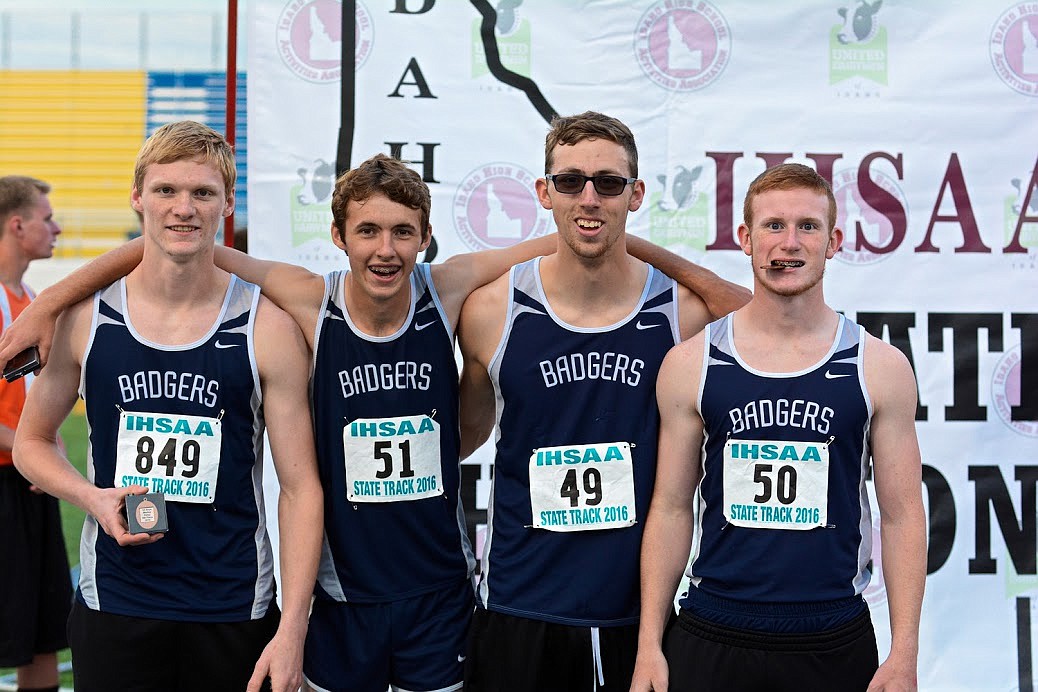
xmin=376 ymin=230 xmax=395 ymax=257
xmin=577 ymin=179 xmax=601 ymax=205
xmin=780 ymin=225 xmax=802 ymax=249
xmin=172 ymin=192 xmax=196 ymax=218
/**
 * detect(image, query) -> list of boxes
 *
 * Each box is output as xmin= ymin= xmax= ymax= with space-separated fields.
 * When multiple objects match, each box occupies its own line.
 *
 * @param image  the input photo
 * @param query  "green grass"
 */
xmin=0 ymin=411 xmax=86 ymax=690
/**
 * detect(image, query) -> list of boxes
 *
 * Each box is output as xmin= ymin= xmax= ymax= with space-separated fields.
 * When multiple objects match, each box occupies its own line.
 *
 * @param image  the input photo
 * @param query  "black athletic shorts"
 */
xmin=0 ymin=466 xmax=72 ymax=667
xmin=464 ymin=608 xmax=638 ymax=692
xmin=663 ymin=607 xmax=879 ymax=692
xmin=68 ymin=599 xmax=280 ymax=692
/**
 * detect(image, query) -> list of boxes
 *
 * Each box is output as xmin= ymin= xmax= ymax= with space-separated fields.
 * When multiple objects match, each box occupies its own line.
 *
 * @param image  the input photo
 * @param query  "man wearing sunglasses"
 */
xmin=458 ymin=111 xmax=726 ymax=691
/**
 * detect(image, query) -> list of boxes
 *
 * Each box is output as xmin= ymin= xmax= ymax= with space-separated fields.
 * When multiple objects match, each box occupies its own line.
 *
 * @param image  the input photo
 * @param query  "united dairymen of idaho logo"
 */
xmin=633 ymin=1 xmax=731 ymax=92
xmin=990 ymin=5 xmax=1038 ymax=96
xmin=648 ymin=163 xmax=710 ymax=252
xmin=277 ymin=0 xmax=373 ymax=84
xmin=831 ymin=167 xmax=907 ymax=266
xmin=829 ymin=0 xmax=888 ymax=98
xmin=1005 ymin=171 xmax=1038 ymax=271
xmin=453 ymin=163 xmax=548 ymax=251
xmin=290 ymin=158 xmax=336 ymax=247
xmin=471 ymin=0 xmax=531 ymax=79
xmin=992 ymin=345 xmax=1038 ymax=438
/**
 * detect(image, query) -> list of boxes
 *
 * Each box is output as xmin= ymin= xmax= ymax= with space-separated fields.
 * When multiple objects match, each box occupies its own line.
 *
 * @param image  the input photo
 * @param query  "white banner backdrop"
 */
xmin=248 ymin=2 xmax=1038 ymax=689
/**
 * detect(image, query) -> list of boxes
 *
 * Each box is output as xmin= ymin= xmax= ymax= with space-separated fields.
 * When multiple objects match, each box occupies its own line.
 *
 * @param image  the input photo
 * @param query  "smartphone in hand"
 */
xmin=2 ymin=345 xmax=41 ymax=382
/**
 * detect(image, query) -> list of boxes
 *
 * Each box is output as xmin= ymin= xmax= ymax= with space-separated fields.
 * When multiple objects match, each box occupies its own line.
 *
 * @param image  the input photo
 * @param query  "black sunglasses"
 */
xmin=545 ymin=173 xmax=636 ymax=197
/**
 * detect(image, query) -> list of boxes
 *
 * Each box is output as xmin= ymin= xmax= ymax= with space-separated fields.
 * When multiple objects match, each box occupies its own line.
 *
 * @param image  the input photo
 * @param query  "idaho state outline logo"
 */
xmin=633 ymin=1 xmax=731 ymax=92
xmin=276 ymin=0 xmax=373 ymax=84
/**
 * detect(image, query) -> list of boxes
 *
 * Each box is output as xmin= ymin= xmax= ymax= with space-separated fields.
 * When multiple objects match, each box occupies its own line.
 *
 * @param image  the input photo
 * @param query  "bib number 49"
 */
xmin=559 ymin=467 xmax=602 ymax=507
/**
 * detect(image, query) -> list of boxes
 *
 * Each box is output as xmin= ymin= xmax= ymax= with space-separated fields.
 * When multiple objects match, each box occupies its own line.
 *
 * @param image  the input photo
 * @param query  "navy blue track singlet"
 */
xmin=683 ymin=313 xmax=874 ymax=612
xmin=311 ymin=264 xmax=474 ymax=603
xmin=478 ymin=257 xmax=680 ymax=627
xmin=79 ymin=276 xmax=273 ymax=622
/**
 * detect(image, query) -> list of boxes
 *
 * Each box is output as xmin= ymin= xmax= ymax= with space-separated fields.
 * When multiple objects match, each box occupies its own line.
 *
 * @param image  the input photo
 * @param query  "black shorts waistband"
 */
xmin=676 ymin=607 xmax=874 ymax=652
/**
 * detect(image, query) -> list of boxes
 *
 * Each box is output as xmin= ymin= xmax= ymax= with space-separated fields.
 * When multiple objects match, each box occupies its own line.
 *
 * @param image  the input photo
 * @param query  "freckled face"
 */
xmin=739 ymin=187 xmax=842 ymax=297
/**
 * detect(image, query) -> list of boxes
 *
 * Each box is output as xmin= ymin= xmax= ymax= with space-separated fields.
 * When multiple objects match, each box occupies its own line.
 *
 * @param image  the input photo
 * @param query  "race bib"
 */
xmin=344 ymin=414 xmax=443 ymax=503
xmin=529 ymin=442 xmax=636 ymax=532
xmin=114 ymin=411 xmax=222 ymax=503
xmin=723 ymin=438 xmax=829 ymax=530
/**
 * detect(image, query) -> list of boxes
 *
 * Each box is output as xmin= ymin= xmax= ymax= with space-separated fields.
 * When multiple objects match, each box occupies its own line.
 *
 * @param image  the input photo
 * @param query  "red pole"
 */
xmin=224 ymin=0 xmax=238 ymax=248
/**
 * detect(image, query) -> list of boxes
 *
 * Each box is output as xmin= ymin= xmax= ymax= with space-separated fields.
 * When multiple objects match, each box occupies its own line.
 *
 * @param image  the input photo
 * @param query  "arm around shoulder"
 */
xmin=676 ymin=284 xmax=714 ymax=342
xmin=0 ymin=237 xmax=144 ymax=367
xmin=432 ymin=232 xmax=557 ymax=327
xmin=627 ymin=234 xmax=750 ymax=319
xmin=214 ymin=245 xmax=325 ymax=339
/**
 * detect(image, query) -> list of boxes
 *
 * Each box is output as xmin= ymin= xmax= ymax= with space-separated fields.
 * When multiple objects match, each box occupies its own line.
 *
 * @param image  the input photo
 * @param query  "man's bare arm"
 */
xmin=212 ymin=245 xmax=325 ymax=344
xmin=864 ymin=337 xmax=926 ymax=692
xmin=247 ymin=298 xmax=324 ymax=692
xmin=433 ymin=233 xmax=558 ymax=329
xmin=457 ymin=279 xmax=509 ymax=459
xmin=0 ymin=237 xmax=145 ymax=368
xmin=14 ymin=300 xmax=159 ymax=546
xmin=627 ymin=235 xmax=750 ymax=319
xmin=631 ymin=340 xmax=704 ymax=692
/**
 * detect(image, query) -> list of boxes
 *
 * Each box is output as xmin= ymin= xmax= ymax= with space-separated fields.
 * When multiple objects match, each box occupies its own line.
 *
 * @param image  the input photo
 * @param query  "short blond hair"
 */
xmin=133 ymin=121 xmax=236 ymax=197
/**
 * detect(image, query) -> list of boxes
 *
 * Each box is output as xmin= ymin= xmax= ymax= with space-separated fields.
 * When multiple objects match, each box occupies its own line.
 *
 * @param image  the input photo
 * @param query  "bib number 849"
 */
xmin=136 ymin=436 xmax=201 ymax=478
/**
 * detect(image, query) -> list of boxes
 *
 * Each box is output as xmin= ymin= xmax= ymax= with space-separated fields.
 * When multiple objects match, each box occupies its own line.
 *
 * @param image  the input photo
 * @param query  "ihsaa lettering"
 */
xmin=339 ymin=361 xmax=432 ymax=398
xmin=349 ymin=417 xmax=435 ymax=437
xmin=123 ymin=414 xmax=216 ymax=437
xmin=729 ymin=442 xmax=823 ymax=462
xmin=118 ymin=371 xmax=219 ymax=407
xmin=539 ymin=351 xmax=644 ymax=388
xmin=535 ymin=445 xmax=626 ymax=465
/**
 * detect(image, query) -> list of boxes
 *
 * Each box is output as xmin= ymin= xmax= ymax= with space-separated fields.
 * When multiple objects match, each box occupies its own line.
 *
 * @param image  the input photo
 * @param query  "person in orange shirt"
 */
xmin=0 ymin=175 xmax=68 ymax=692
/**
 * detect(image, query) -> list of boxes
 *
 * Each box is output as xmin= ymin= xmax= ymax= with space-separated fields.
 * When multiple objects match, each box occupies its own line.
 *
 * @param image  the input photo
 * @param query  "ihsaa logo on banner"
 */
xmin=992 ymin=346 xmax=1038 ymax=438
xmin=633 ymin=1 xmax=731 ymax=92
xmin=471 ymin=0 xmax=531 ymax=79
xmin=831 ymin=167 xmax=906 ymax=266
xmin=648 ymin=164 xmax=710 ymax=252
xmin=990 ymin=5 xmax=1038 ymax=96
xmin=828 ymin=1 xmax=888 ymax=97
xmin=277 ymin=0 xmax=372 ymax=83
xmin=453 ymin=163 xmax=548 ymax=251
